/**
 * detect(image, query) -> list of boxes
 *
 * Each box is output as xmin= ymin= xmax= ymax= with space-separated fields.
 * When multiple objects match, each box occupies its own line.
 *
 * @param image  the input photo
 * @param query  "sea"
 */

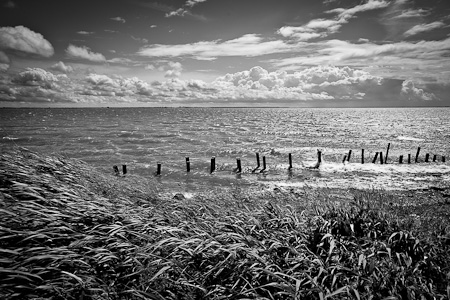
xmin=1 ymin=107 xmax=450 ymax=194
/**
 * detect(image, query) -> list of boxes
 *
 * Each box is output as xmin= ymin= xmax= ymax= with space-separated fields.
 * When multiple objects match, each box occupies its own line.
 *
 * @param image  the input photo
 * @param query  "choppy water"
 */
xmin=1 ymin=107 xmax=450 ymax=193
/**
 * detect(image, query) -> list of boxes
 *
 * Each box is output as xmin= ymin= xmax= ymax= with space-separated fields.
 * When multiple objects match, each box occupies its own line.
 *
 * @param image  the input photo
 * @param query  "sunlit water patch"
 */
xmin=1 ymin=107 xmax=449 ymax=193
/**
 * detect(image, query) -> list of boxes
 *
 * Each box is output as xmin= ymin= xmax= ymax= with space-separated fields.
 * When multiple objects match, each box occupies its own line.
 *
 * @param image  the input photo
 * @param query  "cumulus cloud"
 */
xmin=401 ymin=80 xmax=435 ymax=101
xmin=50 ymin=61 xmax=73 ymax=73
xmin=212 ymin=65 xmax=386 ymax=101
xmin=0 ymin=26 xmax=54 ymax=57
xmin=13 ymin=68 xmax=59 ymax=88
xmin=403 ymin=21 xmax=446 ymax=37
xmin=164 ymin=61 xmax=183 ymax=78
xmin=66 ymin=44 xmax=106 ymax=62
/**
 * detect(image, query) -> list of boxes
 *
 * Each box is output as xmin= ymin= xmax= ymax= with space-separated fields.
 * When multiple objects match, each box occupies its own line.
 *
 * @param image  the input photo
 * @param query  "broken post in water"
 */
xmin=379 ymin=152 xmax=384 ymax=165
xmin=415 ymin=147 xmax=421 ymax=163
xmin=361 ymin=149 xmax=364 ymax=164
xmin=443 ymin=156 xmax=446 ymax=163
xmin=342 ymin=155 xmax=347 ymax=163
xmin=122 ymin=165 xmax=127 ymax=175
xmin=347 ymin=150 xmax=352 ymax=162
xmin=236 ymin=158 xmax=242 ymax=173
xmin=260 ymin=156 xmax=267 ymax=173
xmin=408 ymin=154 xmax=411 ymax=164
xmin=399 ymin=155 xmax=403 ymax=164
xmin=210 ymin=157 xmax=216 ymax=174
xmin=186 ymin=157 xmax=190 ymax=172
xmin=113 ymin=165 xmax=120 ymax=176
xmin=385 ymin=143 xmax=390 ymax=164
xmin=372 ymin=152 xmax=379 ymax=164
xmin=156 ymin=163 xmax=161 ymax=176
xmin=425 ymin=153 xmax=430 ymax=162
xmin=288 ymin=153 xmax=292 ymax=170
xmin=433 ymin=154 xmax=437 ymax=162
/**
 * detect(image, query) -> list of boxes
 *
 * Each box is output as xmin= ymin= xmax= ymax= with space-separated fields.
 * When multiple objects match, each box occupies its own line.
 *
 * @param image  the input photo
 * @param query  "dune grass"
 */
xmin=1 ymin=148 xmax=449 ymax=299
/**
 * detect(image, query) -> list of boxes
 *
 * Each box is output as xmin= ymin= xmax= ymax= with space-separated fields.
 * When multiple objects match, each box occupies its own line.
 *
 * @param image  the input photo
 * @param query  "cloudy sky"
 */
xmin=0 ymin=0 xmax=449 ymax=107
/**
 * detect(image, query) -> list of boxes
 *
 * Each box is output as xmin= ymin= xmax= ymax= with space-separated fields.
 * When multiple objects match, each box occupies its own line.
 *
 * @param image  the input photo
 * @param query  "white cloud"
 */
xmin=279 ymin=0 xmax=389 ymax=41
xmin=50 ymin=61 xmax=73 ymax=73
xmin=77 ymin=31 xmax=94 ymax=35
xmin=164 ymin=61 xmax=183 ymax=78
xmin=14 ymin=68 xmax=59 ymax=88
xmin=393 ymin=8 xmax=429 ymax=19
xmin=403 ymin=21 xmax=446 ymax=37
xmin=110 ymin=17 xmax=126 ymax=23
xmin=401 ymin=80 xmax=435 ymax=101
xmin=66 ymin=44 xmax=106 ymax=62
xmin=0 ymin=26 xmax=54 ymax=57
xmin=138 ymin=34 xmax=293 ymax=59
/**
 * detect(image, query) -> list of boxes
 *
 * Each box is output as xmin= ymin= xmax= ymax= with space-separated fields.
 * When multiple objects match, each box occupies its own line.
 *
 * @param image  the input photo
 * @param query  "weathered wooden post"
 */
xmin=260 ymin=156 xmax=267 ymax=173
xmin=408 ymin=154 xmax=411 ymax=164
xmin=399 ymin=155 xmax=403 ymax=164
xmin=113 ymin=165 xmax=120 ymax=176
xmin=415 ymin=147 xmax=421 ymax=163
xmin=122 ymin=165 xmax=127 ymax=175
xmin=347 ymin=150 xmax=352 ymax=162
xmin=236 ymin=158 xmax=242 ymax=173
xmin=372 ymin=152 xmax=379 ymax=164
xmin=318 ymin=150 xmax=322 ymax=164
xmin=379 ymin=152 xmax=384 ymax=165
xmin=288 ymin=153 xmax=293 ymax=170
xmin=433 ymin=154 xmax=437 ymax=162
xmin=342 ymin=155 xmax=347 ymax=163
xmin=443 ymin=156 xmax=446 ymax=162
xmin=210 ymin=157 xmax=216 ymax=174
xmin=361 ymin=149 xmax=364 ymax=164
xmin=186 ymin=157 xmax=190 ymax=172
xmin=385 ymin=143 xmax=390 ymax=164
xmin=157 ymin=163 xmax=161 ymax=176
xmin=425 ymin=153 xmax=430 ymax=162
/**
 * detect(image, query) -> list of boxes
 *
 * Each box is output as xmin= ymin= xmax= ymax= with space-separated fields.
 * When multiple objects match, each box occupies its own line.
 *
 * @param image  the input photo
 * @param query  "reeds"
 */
xmin=1 ymin=148 xmax=449 ymax=299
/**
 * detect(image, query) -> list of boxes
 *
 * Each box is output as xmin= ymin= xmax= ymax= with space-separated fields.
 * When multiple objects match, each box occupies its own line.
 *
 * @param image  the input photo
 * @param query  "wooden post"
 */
xmin=236 ymin=158 xmax=242 ymax=173
xmin=260 ymin=156 xmax=266 ymax=173
xmin=443 ymin=156 xmax=446 ymax=163
xmin=425 ymin=153 xmax=429 ymax=162
xmin=288 ymin=153 xmax=293 ymax=170
xmin=252 ymin=153 xmax=260 ymax=173
xmin=157 ymin=163 xmax=161 ymax=176
xmin=408 ymin=154 xmax=411 ymax=164
xmin=186 ymin=157 xmax=190 ymax=172
xmin=385 ymin=143 xmax=390 ymax=164
xmin=399 ymin=155 xmax=403 ymax=164
xmin=113 ymin=165 xmax=120 ymax=176
xmin=372 ymin=152 xmax=379 ymax=164
xmin=347 ymin=150 xmax=352 ymax=162
xmin=433 ymin=154 xmax=437 ymax=162
xmin=361 ymin=149 xmax=364 ymax=164
xmin=122 ymin=165 xmax=127 ymax=175
xmin=318 ymin=150 xmax=322 ymax=164
xmin=210 ymin=157 xmax=215 ymax=174
xmin=342 ymin=155 xmax=347 ymax=163
xmin=415 ymin=147 xmax=421 ymax=163
xmin=379 ymin=152 xmax=384 ymax=165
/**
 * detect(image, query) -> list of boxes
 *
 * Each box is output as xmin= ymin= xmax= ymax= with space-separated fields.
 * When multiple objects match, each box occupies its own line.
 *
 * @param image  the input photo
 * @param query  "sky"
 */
xmin=0 ymin=0 xmax=449 ymax=107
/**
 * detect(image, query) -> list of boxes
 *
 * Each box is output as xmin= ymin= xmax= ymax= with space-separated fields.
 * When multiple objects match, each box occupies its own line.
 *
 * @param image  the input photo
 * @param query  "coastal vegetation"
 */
xmin=1 ymin=148 xmax=449 ymax=299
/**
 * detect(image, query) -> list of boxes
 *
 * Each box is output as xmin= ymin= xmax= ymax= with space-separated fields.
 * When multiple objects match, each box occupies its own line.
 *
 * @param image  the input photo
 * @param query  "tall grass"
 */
xmin=1 ymin=148 xmax=449 ymax=299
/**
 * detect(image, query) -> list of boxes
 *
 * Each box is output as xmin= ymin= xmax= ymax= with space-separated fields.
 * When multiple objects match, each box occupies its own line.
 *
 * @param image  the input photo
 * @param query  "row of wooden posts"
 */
xmin=113 ymin=143 xmax=446 ymax=176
